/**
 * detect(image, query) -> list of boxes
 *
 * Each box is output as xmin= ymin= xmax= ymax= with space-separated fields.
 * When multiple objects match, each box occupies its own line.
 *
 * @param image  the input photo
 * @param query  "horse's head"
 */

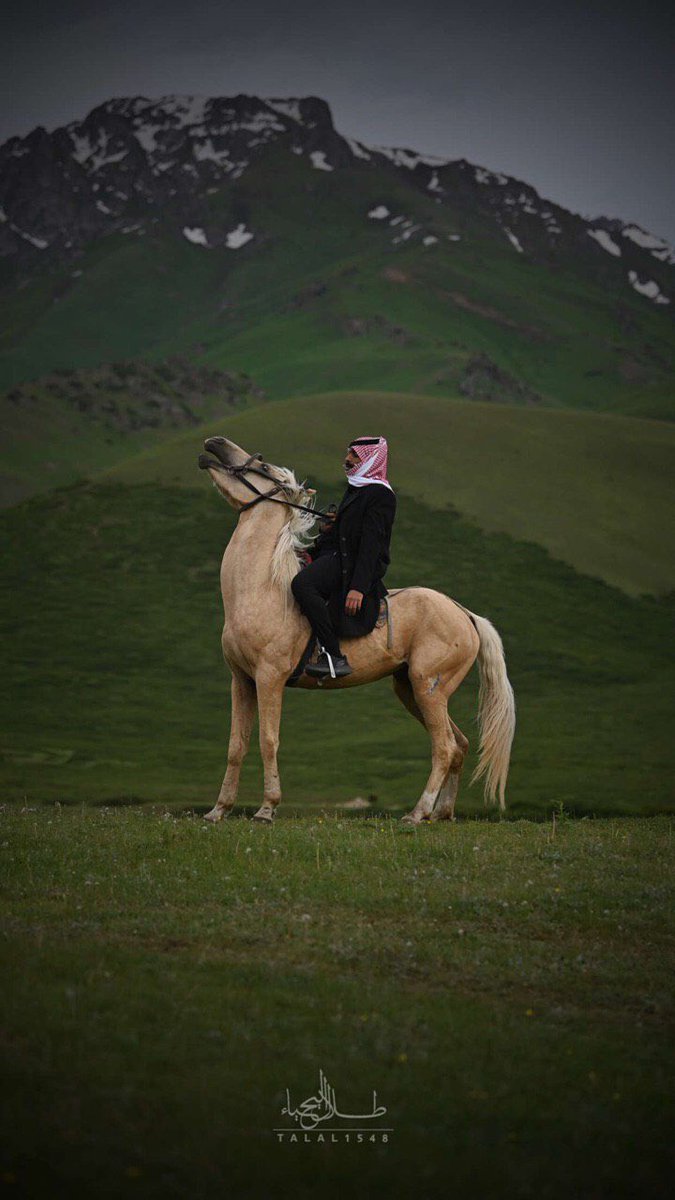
xmin=198 ymin=436 xmax=314 ymax=512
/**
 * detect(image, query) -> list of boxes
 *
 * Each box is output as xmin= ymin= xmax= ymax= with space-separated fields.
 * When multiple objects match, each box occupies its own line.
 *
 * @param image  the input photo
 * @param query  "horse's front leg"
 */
xmin=252 ymin=670 xmax=285 ymax=823
xmin=204 ymin=669 xmax=257 ymax=822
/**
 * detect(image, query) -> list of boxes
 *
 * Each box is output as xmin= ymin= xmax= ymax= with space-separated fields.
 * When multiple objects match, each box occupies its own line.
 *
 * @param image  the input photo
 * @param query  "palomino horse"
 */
xmin=198 ymin=436 xmax=515 ymax=825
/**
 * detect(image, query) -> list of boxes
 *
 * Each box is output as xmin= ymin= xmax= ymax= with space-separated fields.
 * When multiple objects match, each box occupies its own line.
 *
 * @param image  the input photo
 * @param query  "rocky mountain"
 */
xmin=1 ymin=93 xmax=672 ymax=311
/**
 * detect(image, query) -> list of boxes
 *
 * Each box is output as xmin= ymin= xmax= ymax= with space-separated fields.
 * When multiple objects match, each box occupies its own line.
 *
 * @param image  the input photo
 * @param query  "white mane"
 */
xmin=269 ymin=466 xmax=319 ymax=610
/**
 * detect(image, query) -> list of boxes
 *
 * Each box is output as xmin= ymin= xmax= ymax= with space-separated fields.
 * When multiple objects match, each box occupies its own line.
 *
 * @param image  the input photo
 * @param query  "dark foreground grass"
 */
xmin=1 ymin=807 xmax=673 ymax=1199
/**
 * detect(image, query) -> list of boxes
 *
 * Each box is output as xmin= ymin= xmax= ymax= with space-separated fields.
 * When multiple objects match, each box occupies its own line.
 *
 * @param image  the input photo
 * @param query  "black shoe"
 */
xmin=305 ymin=649 xmax=353 ymax=679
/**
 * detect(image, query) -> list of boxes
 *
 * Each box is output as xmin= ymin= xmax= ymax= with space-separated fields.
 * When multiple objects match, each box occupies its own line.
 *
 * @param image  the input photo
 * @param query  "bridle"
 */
xmin=211 ymin=451 xmax=333 ymax=519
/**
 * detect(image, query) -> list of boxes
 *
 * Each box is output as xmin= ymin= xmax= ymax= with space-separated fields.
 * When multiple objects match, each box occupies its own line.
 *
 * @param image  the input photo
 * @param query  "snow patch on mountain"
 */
xmin=226 ymin=224 xmax=253 ymax=249
xmin=309 ymin=151 xmax=331 ymax=172
xmin=475 ymin=166 xmax=508 ymax=186
xmin=587 ymin=228 xmax=622 ymax=257
xmin=376 ymin=146 xmax=448 ymax=171
xmin=504 ymin=228 xmax=523 ymax=253
xmin=183 ymin=226 xmax=209 ymax=246
xmin=91 ymin=148 xmax=129 ymax=172
xmin=70 ymin=131 xmax=93 ymax=164
xmin=11 ymin=224 xmax=49 ymax=249
xmin=423 ymin=235 xmax=438 ymax=246
xmin=623 ymin=225 xmax=665 ymax=250
xmin=310 ymin=151 xmax=333 ymax=172
xmin=368 ymin=206 xmax=390 ymax=219
xmin=266 ymin=98 xmax=302 ymax=123
xmin=159 ymin=95 xmax=209 ymax=128
xmin=192 ymin=138 xmax=231 ymax=167
xmin=393 ymin=224 xmax=421 ymax=244
xmin=627 ymin=270 xmax=670 ymax=305
xmin=345 ymin=136 xmax=371 ymax=161
xmin=68 ymin=126 xmax=129 ymax=172
xmin=133 ymin=125 xmax=162 ymax=153
xmin=622 ymin=224 xmax=675 ymax=265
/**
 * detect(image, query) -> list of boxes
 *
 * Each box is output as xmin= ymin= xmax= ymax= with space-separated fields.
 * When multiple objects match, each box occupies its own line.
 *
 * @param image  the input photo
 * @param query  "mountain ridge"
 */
xmin=1 ymin=93 xmax=672 ymax=313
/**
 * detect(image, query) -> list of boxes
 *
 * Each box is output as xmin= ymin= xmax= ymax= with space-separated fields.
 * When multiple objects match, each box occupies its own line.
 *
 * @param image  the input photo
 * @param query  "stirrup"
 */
xmin=319 ymin=645 xmax=337 ymax=679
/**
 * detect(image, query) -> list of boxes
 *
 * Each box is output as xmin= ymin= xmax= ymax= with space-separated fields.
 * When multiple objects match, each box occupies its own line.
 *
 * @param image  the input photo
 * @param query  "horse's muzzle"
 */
xmin=199 ymin=438 xmax=230 ymax=471
xmin=199 ymin=453 xmax=230 ymax=474
xmin=203 ymin=437 xmax=229 ymax=462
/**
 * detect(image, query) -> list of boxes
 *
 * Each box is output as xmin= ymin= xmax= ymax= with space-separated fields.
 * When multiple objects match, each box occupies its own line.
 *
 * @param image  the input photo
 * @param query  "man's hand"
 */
xmin=345 ymin=589 xmax=364 ymax=616
xmin=319 ymin=509 xmax=337 ymax=533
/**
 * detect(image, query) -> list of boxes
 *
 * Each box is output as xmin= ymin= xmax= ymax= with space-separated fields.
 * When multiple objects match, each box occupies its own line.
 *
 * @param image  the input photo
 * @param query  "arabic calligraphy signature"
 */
xmin=281 ymin=1068 xmax=387 ymax=1130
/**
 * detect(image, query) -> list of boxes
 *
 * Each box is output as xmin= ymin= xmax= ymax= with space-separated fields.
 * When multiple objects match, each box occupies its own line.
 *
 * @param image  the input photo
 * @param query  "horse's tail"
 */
xmin=465 ymin=611 xmax=516 ymax=810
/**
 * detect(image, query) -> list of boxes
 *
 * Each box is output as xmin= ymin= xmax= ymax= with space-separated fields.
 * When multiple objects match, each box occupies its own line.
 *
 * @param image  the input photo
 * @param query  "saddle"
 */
xmin=285 ymin=597 xmax=393 ymax=688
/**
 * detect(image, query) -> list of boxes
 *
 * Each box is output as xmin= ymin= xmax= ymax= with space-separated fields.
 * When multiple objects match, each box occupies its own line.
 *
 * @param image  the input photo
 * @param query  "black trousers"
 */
xmin=290 ymin=551 xmax=343 ymax=656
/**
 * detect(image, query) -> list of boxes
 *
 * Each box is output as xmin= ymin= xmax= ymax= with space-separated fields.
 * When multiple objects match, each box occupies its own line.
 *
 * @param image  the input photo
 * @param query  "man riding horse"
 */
xmin=291 ymin=435 xmax=397 ymax=680
xmin=198 ymin=431 xmax=515 ymax=823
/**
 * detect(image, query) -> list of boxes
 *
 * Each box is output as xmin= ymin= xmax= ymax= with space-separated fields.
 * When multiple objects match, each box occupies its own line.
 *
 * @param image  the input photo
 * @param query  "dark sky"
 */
xmin=3 ymin=0 xmax=674 ymax=241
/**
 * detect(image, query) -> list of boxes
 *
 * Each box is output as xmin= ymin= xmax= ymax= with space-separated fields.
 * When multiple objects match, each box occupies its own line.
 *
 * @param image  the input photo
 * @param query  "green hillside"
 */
xmin=106 ymin=391 xmax=675 ymax=597
xmin=2 ymin=153 xmax=674 ymax=419
xmin=0 ymin=358 xmax=261 ymax=507
xmin=1 ymin=477 xmax=671 ymax=816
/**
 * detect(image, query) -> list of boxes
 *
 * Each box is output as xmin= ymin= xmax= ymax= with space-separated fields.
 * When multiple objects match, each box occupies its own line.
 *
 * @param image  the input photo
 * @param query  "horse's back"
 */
xmin=387 ymin=586 xmax=480 ymax=658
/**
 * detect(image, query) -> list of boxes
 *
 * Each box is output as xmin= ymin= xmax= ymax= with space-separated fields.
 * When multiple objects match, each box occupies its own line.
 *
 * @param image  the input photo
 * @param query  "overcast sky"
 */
xmin=3 ymin=0 xmax=674 ymax=241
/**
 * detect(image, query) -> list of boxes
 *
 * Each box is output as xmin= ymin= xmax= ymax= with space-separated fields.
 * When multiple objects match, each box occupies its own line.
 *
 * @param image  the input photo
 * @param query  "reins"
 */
xmin=216 ymin=452 xmax=333 ymax=519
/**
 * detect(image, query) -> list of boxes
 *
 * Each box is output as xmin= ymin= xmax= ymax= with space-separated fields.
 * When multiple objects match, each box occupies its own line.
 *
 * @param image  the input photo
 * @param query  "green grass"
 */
xmin=1 ymin=807 xmax=673 ymax=1199
xmin=1 ymin=480 xmax=672 ymax=815
xmin=105 ymin=391 xmax=675 ymax=597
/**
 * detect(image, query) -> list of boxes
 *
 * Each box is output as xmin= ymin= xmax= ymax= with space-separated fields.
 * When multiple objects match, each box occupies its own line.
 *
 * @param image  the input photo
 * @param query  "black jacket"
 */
xmin=308 ymin=482 xmax=397 ymax=638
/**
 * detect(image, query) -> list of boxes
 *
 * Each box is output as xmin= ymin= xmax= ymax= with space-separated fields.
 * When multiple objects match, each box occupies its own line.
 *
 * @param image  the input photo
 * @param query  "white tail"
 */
xmin=467 ymin=612 xmax=516 ymax=810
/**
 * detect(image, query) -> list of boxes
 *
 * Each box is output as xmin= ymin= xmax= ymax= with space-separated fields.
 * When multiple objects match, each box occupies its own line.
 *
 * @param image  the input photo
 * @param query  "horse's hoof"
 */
xmin=399 ymin=813 xmax=420 ymax=828
xmin=204 ymin=807 xmax=226 ymax=823
xmin=252 ymin=807 xmax=276 ymax=824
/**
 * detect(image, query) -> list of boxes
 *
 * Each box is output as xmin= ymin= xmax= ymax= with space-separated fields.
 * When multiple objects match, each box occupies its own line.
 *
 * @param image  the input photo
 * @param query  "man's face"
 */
xmin=344 ymin=446 xmax=360 ymax=470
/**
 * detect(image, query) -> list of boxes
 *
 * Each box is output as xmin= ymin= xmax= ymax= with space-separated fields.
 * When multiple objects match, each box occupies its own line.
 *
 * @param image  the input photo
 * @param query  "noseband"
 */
xmin=218 ymin=452 xmax=331 ymax=519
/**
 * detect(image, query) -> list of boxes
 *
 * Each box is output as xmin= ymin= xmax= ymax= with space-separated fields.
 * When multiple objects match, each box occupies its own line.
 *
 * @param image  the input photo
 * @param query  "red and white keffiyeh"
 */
xmin=345 ymin=436 xmax=393 ymax=491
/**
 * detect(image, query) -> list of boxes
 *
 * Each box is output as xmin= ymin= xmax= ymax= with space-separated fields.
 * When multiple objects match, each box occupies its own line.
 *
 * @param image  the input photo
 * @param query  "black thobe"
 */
xmin=302 ymin=482 xmax=396 ymax=640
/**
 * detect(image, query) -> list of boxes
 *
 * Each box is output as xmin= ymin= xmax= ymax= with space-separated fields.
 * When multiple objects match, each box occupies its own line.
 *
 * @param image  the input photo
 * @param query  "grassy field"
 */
xmin=1 ymin=478 xmax=672 ymax=816
xmin=1 ymin=807 xmax=673 ymax=1199
xmin=105 ymin=391 xmax=675 ymax=597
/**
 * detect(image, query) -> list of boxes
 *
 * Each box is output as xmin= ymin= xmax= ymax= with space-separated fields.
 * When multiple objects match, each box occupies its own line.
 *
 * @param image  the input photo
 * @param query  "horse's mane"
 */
xmin=269 ymin=467 xmax=318 ymax=611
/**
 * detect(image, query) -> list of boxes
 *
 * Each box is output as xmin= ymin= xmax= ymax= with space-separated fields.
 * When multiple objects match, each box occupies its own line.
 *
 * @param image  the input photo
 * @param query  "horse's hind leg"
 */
xmin=393 ymin=667 xmax=456 ymax=826
xmin=205 ymin=669 xmax=257 ymax=822
xmin=430 ymin=718 xmax=468 ymax=822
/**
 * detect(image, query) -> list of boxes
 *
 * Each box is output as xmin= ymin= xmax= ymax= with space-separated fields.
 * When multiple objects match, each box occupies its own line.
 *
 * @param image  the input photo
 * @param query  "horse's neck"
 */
xmin=222 ymin=503 xmax=289 ymax=602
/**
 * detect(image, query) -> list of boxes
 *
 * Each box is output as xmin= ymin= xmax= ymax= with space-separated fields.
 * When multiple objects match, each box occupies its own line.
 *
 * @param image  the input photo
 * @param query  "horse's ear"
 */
xmin=306 ymin=488 xmax=317 ymax=496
